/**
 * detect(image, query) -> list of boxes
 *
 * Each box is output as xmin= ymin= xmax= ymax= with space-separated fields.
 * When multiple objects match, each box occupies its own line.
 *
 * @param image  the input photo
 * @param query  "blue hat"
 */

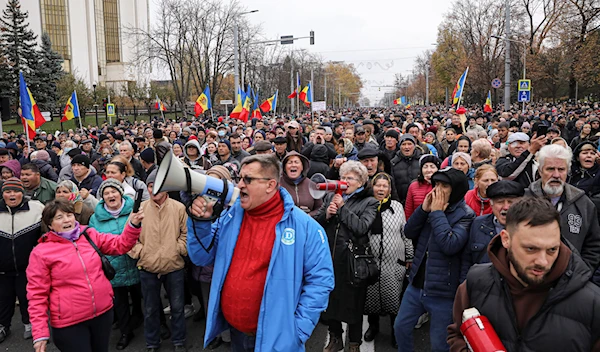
xmin=219 ymin=139 xmax=232 ymax=151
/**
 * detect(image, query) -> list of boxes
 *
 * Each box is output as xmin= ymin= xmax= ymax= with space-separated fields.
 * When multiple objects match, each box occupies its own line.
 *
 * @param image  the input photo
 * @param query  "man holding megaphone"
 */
xmin=185 ymin=154 xmax=334 ymax=352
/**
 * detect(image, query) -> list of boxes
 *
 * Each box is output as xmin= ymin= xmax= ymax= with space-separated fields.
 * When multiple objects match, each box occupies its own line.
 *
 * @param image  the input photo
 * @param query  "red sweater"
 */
xmin=405 ymin=181 xmax=432 ymax=219
xmin=221 ymin=193 xmax=284 ymax=334
xmin=464 ymin=188 xmax=492 ymax=216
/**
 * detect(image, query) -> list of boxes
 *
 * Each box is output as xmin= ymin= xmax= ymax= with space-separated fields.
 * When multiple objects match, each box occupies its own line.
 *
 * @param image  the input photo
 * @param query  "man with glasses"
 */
xmin=187 ymin=154 xmax=334 ymax=351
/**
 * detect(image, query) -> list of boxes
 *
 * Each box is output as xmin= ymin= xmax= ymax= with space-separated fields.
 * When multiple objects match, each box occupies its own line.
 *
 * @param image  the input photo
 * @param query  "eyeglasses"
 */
xmin=240 ymin=175 xmax=272 ymax=184
xmin=340 ymin=176 xmax=358 ymax=182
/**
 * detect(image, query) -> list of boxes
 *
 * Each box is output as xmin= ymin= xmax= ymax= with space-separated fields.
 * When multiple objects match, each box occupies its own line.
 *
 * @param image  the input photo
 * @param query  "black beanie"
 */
xmin=153 ymin=129 xmax=163 ymax=140
xmin=139 ymin=148 xmax=155 ymax=163
xmin=71 ymin=154 xmax=91 ymax=169
xmin=431 ymin=167 xmax=469 ymax=205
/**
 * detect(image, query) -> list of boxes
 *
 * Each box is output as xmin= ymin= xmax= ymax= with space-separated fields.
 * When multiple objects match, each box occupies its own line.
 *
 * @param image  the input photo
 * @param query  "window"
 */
xmin=40 ymin=0 xmax=71 ymax=71
xmin=103 ymin=0 xmax=121 ymax=63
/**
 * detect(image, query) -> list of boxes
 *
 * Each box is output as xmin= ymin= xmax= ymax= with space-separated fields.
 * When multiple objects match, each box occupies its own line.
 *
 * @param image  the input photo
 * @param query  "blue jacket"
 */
xmin=89 ymin=196 xmax=139 ymax=287
xmin=405 ymin=200 xmax=475 ymax=298
xmin=460 ymin=213 xmax=497 ymax=281
xmin=187 ymin=188 xmax=334 ymax=351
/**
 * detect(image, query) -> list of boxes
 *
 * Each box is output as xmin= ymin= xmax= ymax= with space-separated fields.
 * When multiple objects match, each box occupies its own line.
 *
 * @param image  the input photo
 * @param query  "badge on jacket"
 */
xmin=282 ymin=228 xmax=295 ymax=245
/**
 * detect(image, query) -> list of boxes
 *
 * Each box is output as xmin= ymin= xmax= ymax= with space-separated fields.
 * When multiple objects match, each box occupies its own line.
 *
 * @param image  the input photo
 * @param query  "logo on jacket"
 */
xmin=282 ymin=228 xmax=295 ymax=245
xmin=568 ymin=214 xmax=582 ymax=234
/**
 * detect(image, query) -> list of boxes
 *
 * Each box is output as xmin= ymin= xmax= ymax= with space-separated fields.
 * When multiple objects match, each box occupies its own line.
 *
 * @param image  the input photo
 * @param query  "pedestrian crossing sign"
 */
xmin=518 ymin=80 xmax=531 ymax=91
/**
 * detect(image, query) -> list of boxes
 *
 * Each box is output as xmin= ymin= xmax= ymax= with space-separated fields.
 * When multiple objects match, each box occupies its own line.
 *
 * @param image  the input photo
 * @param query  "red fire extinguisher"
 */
xmin=460 ymin=308 xmax=507 ymax=352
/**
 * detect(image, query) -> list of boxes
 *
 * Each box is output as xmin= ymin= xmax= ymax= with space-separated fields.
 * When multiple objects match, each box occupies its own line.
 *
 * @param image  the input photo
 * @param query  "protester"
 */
xmin=448 ymin=197 xmax=600 ymax=351
xmin=0 ymin=159 xmax=21 ymax=180
xmin=105 ymin=156 xmax=150 ymax=201
xmin=21 ymin=163 xmax=57 ymax=204
xmin=27 ymin=198 xmax=143 ymax=352
xmin=187 ymin=154 xmax=334 ymax=351
xmin=391 ymin=134 xmax=423 ymax=204
xmin=404 ymin=155 xmax=440 ymax=219
xmin=0 ymin=178 xmax=44 ymax=343
xmin=315 ymin=160 xmax=378 ymax=352
xmin=496 ymin=132 xmax=546 ymax=188
xmin=89 ymin=179 xmax=143 ymax=350
xmin=464 ymin=165 xmax=498 ymax=216
xmin=279 ymin=151 xmax=323 ymax=215
xmin=70 ymin=154 xmax=104 ymax=197
xmin=364 ymin=173 xmax=413 ymax=348
xmin=55 ymin=180 xmax=96 ymax=225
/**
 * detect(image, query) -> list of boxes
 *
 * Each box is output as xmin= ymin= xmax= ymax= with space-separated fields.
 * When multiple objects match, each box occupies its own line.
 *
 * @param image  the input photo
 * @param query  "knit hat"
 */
xmin=98 ymin=179 xmax=125 ymax=198
xmin=139 ymin=148 xmax=155 ymax=163
xmin=219 ymin=139 xmax=232 ymax=151
xmin=385 ymin=129 xmax=400 ymax=140
xmin=452 ymin=152 xmax=472 ymax=168
xmin=98 ymin=134 xmax=110 ymax=144
xmin=2 ymin=177 xmax=24 ymax=194
xmin=206 ymin=165 xmax=233 ymax=182
xmin=36 ymin=150 xmax=50 ymax=162
xmin=419 ymin=154 xmax=441 ymax=169
xmin=146 ymin=170 xmax=157 ymax=186
xmin=399 ymin=133 xmax=416 ymax=145
xmin=71 ymin=154 xmax=91 ymax=169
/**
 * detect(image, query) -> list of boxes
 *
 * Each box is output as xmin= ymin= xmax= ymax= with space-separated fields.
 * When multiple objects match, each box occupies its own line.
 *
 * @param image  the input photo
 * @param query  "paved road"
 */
xmin=4 ymin=303 xmax=431 ymax=351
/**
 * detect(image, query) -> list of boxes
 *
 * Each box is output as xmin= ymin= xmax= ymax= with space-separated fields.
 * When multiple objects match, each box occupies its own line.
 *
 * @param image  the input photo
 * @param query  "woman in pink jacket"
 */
xmin=26 ymin=198 xmax=144 ymax=352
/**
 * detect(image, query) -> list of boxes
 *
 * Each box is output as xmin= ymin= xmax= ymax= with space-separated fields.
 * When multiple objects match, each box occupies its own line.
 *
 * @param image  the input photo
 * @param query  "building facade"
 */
xmin=0 ymin=0 xmax=150 ymax=90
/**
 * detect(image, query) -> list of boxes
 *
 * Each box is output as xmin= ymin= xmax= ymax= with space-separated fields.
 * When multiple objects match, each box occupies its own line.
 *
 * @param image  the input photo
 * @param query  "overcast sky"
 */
xmin=150 ymin=0 xmax=450 ymax=104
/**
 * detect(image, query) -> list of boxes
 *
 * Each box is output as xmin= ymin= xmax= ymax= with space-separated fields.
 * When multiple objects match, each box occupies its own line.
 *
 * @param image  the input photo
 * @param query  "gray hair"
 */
xmin=241 ymin=154 xmax=281 ymax=183
xmin=538 ymin=144 xmax=573 ymax=172
xmin=57 ymin=180 xmax=78 ymax=191
xmin=339 ymin=160 xmax=369 ymax=185
xmin=119 ymin=141 xmax=133 ymax=151
xmin=471 ymin=139 xmax=492 ymax=159
xmin=64 ymin=140 xmax=76 ymax=148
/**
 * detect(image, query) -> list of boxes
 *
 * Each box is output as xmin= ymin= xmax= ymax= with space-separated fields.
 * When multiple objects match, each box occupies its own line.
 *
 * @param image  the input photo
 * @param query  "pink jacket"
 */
xmin=26 ymin=224 xmax=141 ymax=342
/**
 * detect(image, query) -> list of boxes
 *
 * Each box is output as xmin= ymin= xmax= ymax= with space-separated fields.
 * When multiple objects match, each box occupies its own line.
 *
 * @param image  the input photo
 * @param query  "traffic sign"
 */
xmin=106 ymin=103 xmax=115 ymax=117
xmin=220 ymin=100 xmax=233 ymax=105
xmin=518 ymin=90 xmax=530 ymax=102
xmin=518 ymin=79 xmax=531 ymax=91
xmin=491 ymin=78 xmax=502 ymax=89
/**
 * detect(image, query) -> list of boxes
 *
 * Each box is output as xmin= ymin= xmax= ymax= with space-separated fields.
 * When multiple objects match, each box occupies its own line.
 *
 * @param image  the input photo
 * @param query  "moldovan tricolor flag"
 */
xmin=195 ymin=86 xmax=212 ymax=117
xmin=155 ymin=95 xmax=167 ymax=111
xmin=484 ymin=90 xmax=493 ymax=113
xmin=61 ymin=91 xmax=80 ymax=122
xmin=19 ymin=72 xmax=46 ymax=138
xmin=260 ymin=90 xmax=278 ymax=113
xmin=452 ymin=67 xmax=469 ymax=105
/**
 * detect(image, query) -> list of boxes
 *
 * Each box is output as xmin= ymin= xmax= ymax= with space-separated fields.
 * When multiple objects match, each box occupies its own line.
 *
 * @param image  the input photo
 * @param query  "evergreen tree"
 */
xmin=36 ymin=33 xmax=65 ymax=111
xmin=0 ymin=0 xmax=38 ymax=100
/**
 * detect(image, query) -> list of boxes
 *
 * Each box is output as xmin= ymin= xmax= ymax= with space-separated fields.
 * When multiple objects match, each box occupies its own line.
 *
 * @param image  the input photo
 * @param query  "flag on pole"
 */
xmin=393 ymin=98 xmax=400 ymax=105
xmin=230 ymin=87 xmax=244 ymax=120
xmin=61 ymin=91 xmax=80 ymax=122
xmin=484 ymin=90 xmax=493 ymax=113
xmin=155 ymin=95 xmax=166 ymax=111
xmin=299 ymin=82 xmax=312 ymax=106
xmin=288 ymin=75 xmax=301 ymax=99
xmin=260 ymin=90 xmax=278 ymax=113
xmin=452 ymin=67 xmax=469 ymax=105
xmin=19 ymin=72 xmax=46 ymax=138
xmin=239 ymin=90 xmax=252 ymax=123
xmin=194 ymin=86 xmax=212 ymax=117
xmin=251 ymin=88 xmax=262 ymax=119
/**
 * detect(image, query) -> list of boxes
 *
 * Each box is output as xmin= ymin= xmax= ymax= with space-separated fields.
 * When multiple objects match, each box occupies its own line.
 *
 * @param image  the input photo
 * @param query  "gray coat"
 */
xmin=314 ymin=186 xmax=378 ymax=324
xmin=526 ymin=180 xmax=600 ymax=271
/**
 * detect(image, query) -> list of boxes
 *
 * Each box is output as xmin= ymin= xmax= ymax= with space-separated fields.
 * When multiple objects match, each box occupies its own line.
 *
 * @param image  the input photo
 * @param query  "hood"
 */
xmin=528 ymin=179 xmax=585 ymax=206
xmin=431 ymin=167 xmax=469 ymax=205
xmin=282 ymin=151 xmax=310 ymax=177
xmin=0 ymin=160 xmax=21 ymax=179
xmin=183 ymin=139 xmax=202 ymax=161
xmin=310 ymin=144 xmax=329 ymax=163
xmin=32 ymin=159 xmax=50 ymax=169
xmin=487 ymin=233 xmax=591 ymax=301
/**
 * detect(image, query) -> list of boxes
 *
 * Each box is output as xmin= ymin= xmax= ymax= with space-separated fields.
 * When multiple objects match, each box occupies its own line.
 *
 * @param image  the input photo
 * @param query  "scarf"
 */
xmin=371 ymin=197 xmax=391 ymax=235
xmin=343 ymin=186 xmax=364 ymax=201
xmin=292 ymin=175 xmax=305 ymax=185
xmin=55 ymin=221 xmax=81 ymax=241
xmin=104 ymin=200 xmax=125 ymax=217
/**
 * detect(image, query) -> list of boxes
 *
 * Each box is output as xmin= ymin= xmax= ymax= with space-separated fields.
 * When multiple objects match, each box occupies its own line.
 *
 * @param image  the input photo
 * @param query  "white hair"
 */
xmin=538 ymin=144 xmax=573 ymax=172
xmin=339 ymin=160 xmax=369 ymax=186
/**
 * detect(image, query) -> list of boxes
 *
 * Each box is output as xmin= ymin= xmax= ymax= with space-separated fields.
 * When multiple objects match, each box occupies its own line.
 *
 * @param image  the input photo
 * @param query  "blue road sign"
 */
xmin=491 ymin=78 xmax=502 ymax=89
xmin=518 ymin=90 xmax=530 ymax=102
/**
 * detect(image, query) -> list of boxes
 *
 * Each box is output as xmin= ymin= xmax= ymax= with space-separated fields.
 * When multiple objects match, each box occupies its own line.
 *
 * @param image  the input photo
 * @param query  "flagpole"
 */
xmin=75 ymin=90 xmax=83 ymax=132
xmin=457 ymin=67 xmax=469 ymax=108
xmin=296 ymin=72 xmax=300 ymax=118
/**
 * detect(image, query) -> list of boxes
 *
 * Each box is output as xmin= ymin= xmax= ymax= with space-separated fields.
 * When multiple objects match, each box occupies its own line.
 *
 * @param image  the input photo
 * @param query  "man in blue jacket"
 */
xmin=187 ymin=154 xmax=334 ymax=352
xmin=394 ymin=167 xmax=475 ymax=352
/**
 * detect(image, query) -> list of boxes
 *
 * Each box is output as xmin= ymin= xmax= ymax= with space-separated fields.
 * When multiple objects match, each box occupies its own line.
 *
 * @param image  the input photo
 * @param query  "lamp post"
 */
xmin=93 ymin=83 xmax=98 ymax=126
xmin=492 ymin=35 xmax=527 ymax=112
xmin=233 ymin=10 xmax=258 ymax=99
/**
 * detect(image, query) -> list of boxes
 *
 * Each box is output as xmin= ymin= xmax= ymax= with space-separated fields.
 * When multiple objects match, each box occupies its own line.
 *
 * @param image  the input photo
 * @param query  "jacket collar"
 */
xmin=0 ymin=198 xmax=31 ymax=213
xmin=529 ymin=179 xmax=584 ymax=205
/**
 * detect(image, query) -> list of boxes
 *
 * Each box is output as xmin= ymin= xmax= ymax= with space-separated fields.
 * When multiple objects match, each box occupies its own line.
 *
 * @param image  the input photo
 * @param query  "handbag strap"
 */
xmin=81 ymin=227 xmax=106 ymax=260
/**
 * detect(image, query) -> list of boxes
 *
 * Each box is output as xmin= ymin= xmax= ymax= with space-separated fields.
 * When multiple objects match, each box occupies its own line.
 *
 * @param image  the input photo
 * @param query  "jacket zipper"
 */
xmin=10 ymin=208 xmax=18 ymax=275
xmin=294 ymin=184 xmax=300 ymax=204
xmin=74 ymin=242 xmax=97 ymax=316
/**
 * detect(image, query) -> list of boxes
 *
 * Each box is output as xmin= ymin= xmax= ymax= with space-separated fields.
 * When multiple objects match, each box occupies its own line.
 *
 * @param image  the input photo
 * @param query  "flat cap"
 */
xmin=507 ymin=132 xmax=530 ymax=144
xmin=486 ymin=180 xmax=525 ymax=199
xmin=254 ymin=141 xmax=272 ymax=152
xmin=357 ymin=147 xmax=379 ymax=160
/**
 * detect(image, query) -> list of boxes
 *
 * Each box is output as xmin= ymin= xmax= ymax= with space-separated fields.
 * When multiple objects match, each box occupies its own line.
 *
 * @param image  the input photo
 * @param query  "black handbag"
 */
xmin=346 ymin=238 xmax=380 ymax=287
xmin=81 ymin=228 xmax=116 ymax=280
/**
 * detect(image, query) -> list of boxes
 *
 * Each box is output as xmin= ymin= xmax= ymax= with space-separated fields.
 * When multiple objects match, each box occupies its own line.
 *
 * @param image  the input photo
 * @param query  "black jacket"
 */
xmin=71 ymin=169 xmax=104 ymax=197
xmin=314 ymin=186 xmax=378 ymax=324
xmin=130 ymin=158 xmax=147 ymax=181
xmin=307 ymin=144 xmax=331 ymax=179
xmin=0 ymin=199 xmax=44 ymax=274
xmin=465 ymin=241 xmax=600 ymax=352
xmin=390 ymin=148 xmax=423 ymax=204
xmin=496 ymin=150 xmax=538 ymax=188
xmin=32 ymin=159 xmax=58 ymax=182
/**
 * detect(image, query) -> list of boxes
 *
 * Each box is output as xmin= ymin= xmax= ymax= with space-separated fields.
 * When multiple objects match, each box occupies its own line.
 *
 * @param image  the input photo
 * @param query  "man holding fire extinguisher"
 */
xmin=448 ymin=197 xmax=600 ymax=351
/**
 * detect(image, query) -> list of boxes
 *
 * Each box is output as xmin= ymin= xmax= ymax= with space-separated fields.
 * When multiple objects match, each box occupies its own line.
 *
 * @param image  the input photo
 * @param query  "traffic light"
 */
xmin=102 ymin=98 xmax=108 ymax=111
xmin=310 ymin=31 xmax=314 ymax=45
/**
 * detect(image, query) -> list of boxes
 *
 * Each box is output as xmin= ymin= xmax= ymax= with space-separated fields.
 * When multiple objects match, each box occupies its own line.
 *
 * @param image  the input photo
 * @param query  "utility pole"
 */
xmin=234 ymin=24 xmax=240 ymax=98
xmin=504 ymin=0 xmax=511 ymax=111
xmin=425 ymin=61 xmax=430 ymax=105
xmin=290 ymin=52 xmax=294 ymax=114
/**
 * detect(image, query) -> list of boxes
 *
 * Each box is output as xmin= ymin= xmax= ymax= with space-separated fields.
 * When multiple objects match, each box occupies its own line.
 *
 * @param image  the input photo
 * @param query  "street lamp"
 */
xmin=234 ymin=10 xmax=259 ymax=99
xmin=93 ymin=83 xmax=98 ymax=126
xmin=492 ymin=35 xmax=527 ymax=111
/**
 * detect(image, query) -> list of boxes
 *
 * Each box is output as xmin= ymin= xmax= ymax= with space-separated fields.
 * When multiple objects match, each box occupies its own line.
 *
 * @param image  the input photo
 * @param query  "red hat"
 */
xmin=218 ymin=117 xmax=224 ymax=123
xmin=456 ymin=107 xmax=467 ymax=114
xmin=188 ymin=135 xmax=198 ymax=141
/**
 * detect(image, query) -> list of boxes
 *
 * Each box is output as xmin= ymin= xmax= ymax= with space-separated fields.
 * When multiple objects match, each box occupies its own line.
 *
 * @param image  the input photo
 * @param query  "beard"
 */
xmin=507 ymin=248 xmax=550 ymax=286
xmin=542 ymin=178 xmax=564 ymax=196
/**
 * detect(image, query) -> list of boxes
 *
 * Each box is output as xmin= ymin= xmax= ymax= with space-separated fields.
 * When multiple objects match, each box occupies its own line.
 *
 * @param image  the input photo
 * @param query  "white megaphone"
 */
xmin=153 ymin=150 xmax=240 ymax=207
xmin=308 ymin=173 xmax=349 ymax=199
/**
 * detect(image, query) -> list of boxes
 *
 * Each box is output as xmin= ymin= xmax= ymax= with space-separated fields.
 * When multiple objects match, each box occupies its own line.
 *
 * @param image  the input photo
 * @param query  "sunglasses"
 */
xmin=240 ymin=175 xmax=272 ymax=184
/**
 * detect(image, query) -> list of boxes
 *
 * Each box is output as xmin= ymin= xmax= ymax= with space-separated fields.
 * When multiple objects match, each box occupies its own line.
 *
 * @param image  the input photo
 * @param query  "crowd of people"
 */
xmin=1 ymin=102 xmax=600 ymax=351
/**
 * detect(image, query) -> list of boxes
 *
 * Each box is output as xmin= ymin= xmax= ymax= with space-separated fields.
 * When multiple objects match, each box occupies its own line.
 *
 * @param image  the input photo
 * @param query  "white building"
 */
xmin=0 ymin=0 xmax=150 ymax=91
